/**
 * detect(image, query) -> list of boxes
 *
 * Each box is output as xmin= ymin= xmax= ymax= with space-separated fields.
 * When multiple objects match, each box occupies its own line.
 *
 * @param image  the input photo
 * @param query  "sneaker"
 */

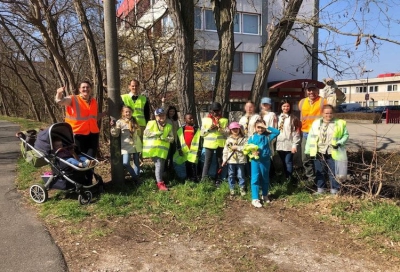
xmin=230 ymin=189 xmax=235 ymax=196
xmin=240 ymin=187 xmax=246 ymax=196
xmin=313 ymin=188 xmax=326 ymax=195
xmin=330 ymin=189 xmax=339 ymax=195
xmin=262 ymin=195 xmax=271 ymax=203
xmin=157 ymin=181 xmax=168 ymax=191
xmin=251 ymin=199 xmax=262 ymax=208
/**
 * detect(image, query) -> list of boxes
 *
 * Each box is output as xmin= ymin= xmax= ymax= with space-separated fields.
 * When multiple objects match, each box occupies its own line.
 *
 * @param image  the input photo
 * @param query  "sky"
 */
xmin=317 ymin=0 xmax=400 ymax=81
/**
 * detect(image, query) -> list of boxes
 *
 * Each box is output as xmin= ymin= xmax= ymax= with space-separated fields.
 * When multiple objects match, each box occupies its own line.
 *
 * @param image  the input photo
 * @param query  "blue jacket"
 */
xmin=247 ymin=127 xmax=280 ymax=160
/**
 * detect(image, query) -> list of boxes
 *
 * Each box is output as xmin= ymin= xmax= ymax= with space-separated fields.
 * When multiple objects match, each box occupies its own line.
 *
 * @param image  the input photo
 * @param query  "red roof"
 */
xmin=229 ymin=91 xmax=250 ymax=99
xmin=377 ymin=73 xmax=400 ymax=78
xmin=117 ymin=0 xmax=138 ymax=17
xmin=269 ymin=79 xmax=325 ymax=89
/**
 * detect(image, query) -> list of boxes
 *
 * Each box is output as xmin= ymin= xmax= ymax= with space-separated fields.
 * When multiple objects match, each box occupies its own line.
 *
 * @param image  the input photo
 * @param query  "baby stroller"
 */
xmin=17 ymin=122 xmax=103 ymax=205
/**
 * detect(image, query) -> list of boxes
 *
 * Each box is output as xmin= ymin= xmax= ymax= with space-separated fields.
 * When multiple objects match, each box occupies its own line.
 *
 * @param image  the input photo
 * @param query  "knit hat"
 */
xmin=210 ymin=102 xmax=222 ymax=111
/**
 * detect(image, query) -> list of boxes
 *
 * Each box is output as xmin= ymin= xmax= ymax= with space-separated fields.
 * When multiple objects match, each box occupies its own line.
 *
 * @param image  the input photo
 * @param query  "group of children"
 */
xmin=107 ymin=98 xmax=303 ymax=208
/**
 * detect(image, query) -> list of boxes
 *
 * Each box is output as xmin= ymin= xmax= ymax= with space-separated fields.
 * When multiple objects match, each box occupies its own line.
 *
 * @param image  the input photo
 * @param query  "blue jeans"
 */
xmin=66 ymin=155 xmax=87 ymax=167
xmin=227 ymin=164 xmax=245 ymax=189
xmin=201 ymin=147 xmax=223 ymax=180
xmin=314 ymin=153 xmax=339 ymax=190
xmin=122 ymin=153 xmax=140 ymax=178
xmin=277 ymin=151 xmax=293 ymax=178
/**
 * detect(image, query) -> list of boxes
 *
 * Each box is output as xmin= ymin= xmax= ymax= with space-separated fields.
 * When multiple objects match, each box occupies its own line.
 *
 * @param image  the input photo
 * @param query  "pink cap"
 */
xmin=228 ymin=122 xmax=241 ymax=130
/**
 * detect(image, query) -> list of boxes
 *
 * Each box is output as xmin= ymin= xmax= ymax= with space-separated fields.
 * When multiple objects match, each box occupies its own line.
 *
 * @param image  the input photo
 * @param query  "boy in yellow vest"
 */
xmin=143 ymin=108 xmax=174 ymax=191
xmin=174 ymin=113 xmax=202 ymax=182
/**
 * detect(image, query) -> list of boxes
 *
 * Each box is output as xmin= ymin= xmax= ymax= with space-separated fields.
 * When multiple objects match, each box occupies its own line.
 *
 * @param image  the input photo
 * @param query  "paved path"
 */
xmin=0 ymin=120 xmax=67 ymax=272
xmin=345 ymin=122 xmax=400 ymax=151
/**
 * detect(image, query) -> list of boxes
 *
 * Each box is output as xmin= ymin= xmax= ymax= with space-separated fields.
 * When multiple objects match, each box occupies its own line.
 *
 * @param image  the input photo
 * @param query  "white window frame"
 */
xmin=387 ymin=84 xmax=398 ymax=92
xmin=162 ymin=14 xmax=174 ymax=36
xmin=204 ymin=9 xmax=217 ymax=31
xmin=242 ymin=13 xmax=260 ymax=35
xmin=194 ymin=7 xmax=202 ymax=30
xmin=242 ymin=53 xmax=259 ymax=74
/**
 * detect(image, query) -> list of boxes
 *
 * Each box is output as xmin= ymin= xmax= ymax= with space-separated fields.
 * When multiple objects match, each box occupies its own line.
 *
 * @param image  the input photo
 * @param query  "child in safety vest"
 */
xmin=174 ymin=113 xmax=201 ymax=182
xmin=222 ymin=122 xmax=247 ymax=196
xmin=111 ymin=105 xmax=142 ymax=181
xmin=247 ymin=120 xmax=280 ymax=208
xmin=143 ymin=108 xmax=174 ymax=191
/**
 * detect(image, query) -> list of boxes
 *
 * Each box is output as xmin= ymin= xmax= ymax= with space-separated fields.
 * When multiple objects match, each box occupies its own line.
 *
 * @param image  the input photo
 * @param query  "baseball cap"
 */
xmin=228 ymin=122 xmax=241 ymax=130
xmin=154 ymin=108 xmax=165 ymax=116
xmin=306 ymin=83 xmax=318 ymax=89
xmin=260 ymin=97 xmax=272 ymax=104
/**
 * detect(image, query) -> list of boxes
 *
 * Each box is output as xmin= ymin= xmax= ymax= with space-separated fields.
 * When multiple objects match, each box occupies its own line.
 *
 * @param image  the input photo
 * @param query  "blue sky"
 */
xmin=318 ymin=0 xmax=400 ymax=80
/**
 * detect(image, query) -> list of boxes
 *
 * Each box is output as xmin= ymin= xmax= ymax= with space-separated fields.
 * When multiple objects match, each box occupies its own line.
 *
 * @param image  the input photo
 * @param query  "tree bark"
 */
xmin=250 ymin=0 xmax=303 ymax=106
xmin=165 ymin=0 xmax=196 ymax=123
xmin=211 ymin=0 xmax=236 ymax=117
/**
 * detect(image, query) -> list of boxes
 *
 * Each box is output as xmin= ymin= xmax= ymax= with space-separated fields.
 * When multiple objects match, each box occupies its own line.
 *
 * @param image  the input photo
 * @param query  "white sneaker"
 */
xmin=251 ymin=199 xmax=262 ymax=208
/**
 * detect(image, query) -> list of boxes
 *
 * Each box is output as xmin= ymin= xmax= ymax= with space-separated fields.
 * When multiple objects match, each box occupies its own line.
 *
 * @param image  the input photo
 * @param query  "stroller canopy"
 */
xmin=34 ymin=123 xmax=75 ymax=155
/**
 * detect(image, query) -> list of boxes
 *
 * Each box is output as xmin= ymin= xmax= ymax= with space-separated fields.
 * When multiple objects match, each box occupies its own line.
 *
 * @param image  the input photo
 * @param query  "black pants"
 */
xmin=202 ymin=147 xmax=223 ymax=180
xmin=186 ymin=161 xmax=198 ymax=181
xmin=74 ymin=132 xmax=99 ymax=158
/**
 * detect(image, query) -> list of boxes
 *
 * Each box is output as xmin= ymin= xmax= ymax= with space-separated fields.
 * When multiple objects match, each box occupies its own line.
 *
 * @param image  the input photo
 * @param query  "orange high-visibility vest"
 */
xmin=298 ymin=97 xmax=326 ymax=133
xmin=65 ymin=95 xmax=99 ymax=135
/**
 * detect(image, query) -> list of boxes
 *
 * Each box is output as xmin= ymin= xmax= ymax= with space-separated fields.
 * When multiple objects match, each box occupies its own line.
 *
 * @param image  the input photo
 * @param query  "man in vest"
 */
xmin=200 ymin=102 xmax=228 ymax=185
xmin=173 ymin=113 xmax=202 ymax=182
xmin=298 ymin=83 xmax=327 ymax=183
xmin=120 ymin=79 xmax=151 ymax=136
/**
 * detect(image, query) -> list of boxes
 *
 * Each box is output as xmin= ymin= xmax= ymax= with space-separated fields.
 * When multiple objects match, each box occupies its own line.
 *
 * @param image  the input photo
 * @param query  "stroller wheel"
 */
xmin=29 ymin=184 xmax=48 ymax=204
xmin=78 ymin=191 xmax=92 ymax=205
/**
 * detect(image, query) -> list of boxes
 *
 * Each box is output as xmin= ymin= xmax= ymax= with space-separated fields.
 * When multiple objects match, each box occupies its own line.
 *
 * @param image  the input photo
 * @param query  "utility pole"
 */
xmin=363 ymin=69 xmax=373 ymax=107
xmin=104 ymin=0 xmax=124 ymax=183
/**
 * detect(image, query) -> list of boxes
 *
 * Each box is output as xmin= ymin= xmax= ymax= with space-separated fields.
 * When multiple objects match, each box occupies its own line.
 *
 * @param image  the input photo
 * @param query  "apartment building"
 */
xmin=117 ymin=0 xmax=318 ymax=111
xmin=336 ymin=73 xmax=400 ymax=107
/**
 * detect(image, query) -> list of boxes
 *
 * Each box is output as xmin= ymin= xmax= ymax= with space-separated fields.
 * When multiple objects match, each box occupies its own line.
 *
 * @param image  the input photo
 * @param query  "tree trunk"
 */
xmin=212 ymin=0 xmax=236 ymax=117
xmin=165 ymin=0 xmax=196 ymax=123
xmin=250 ymin=0 xmax=303 ymax=106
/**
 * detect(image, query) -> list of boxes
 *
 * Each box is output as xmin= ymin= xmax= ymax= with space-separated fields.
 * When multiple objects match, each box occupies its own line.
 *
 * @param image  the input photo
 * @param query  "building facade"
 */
xmin=336 ymin=73 xmax=400 ymax=107
xmin=117 ymin=0 xmax=318 ymax=111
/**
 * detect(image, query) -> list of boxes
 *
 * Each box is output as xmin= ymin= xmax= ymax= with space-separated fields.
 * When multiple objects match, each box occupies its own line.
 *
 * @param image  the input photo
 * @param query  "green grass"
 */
xmin=331 ymin=200 xmax=400 ymax=242
xmin=0 ymin=115 xmax=47 ymax=130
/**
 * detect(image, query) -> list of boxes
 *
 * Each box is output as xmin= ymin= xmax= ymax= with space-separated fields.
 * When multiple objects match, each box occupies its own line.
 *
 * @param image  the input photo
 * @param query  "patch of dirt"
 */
xmin=45 ymin=191 xmax=400 ymax=272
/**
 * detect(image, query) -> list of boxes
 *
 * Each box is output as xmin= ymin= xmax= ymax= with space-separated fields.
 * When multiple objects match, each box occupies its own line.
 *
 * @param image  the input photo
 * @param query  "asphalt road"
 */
xmin=0 ymin=120 xmax=67 ymax=272
xmin=345 ymin=121 xmax=400 ymax=151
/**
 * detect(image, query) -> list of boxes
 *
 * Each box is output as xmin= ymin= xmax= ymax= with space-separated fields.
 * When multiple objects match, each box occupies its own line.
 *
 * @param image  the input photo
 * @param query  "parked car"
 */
xmin=382 ymin=105 xmax=400 ymax=119
xmin=350 ymin=107 xmax=372 ymax=113
xmin=338 ymin=103 xmax=362 ymax=112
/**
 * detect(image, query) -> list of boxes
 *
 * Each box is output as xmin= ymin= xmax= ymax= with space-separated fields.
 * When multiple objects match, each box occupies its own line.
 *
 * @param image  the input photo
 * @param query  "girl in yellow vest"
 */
xmin=305 ymin=105 xmax=349 ymax=195
xmin=143 ymin=108 xmax=174 ymax=191
xmin=110 ymin=106 xmax=142 ymax=182
xmin=200 ymin=102 xmax=228 ymax=185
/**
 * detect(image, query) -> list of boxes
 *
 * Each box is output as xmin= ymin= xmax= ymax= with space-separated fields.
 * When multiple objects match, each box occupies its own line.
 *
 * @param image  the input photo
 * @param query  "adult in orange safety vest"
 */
xmin=55 ymin=81 xmax=107 ymax=159
xmin=298 ymin=83 xmax=327 ymax=183
xmin=200 ymin=102 xmax=228 ymax=184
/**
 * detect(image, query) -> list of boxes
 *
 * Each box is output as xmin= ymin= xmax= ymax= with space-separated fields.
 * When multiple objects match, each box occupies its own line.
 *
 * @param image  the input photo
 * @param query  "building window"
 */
xmin=233 ymin=52 xmax=241 ymax=72
xmin=368 ymin=85 xmax=378 ymax=92
xmin=230 ymin=102 xmax=245 ymax=111
xmin=242 ymin=14 xmax=259 ymax=34
xmin=205 ymin=10 xmax=216 ymax=31
xmin=340 ymin=87 xmax=347 ymax=94
xmin=195 ymin=7 xmax=202 ymax=30
xmin=162 ymin=14 xmax=174 ymax=36
xmin=387 ymin=84 xmax=398 ymax=91
xmin=233 ymin=13 xmax=240 ymax=33
xmin=356 ymin=86 xmax=367 ymax=93
xmin=242 ymin=53 xmax=259 ymax=73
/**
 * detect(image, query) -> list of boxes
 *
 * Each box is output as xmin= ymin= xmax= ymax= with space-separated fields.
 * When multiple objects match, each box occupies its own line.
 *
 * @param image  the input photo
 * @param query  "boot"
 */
xmin=157 ymin=181 xmax=168 ymax=191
